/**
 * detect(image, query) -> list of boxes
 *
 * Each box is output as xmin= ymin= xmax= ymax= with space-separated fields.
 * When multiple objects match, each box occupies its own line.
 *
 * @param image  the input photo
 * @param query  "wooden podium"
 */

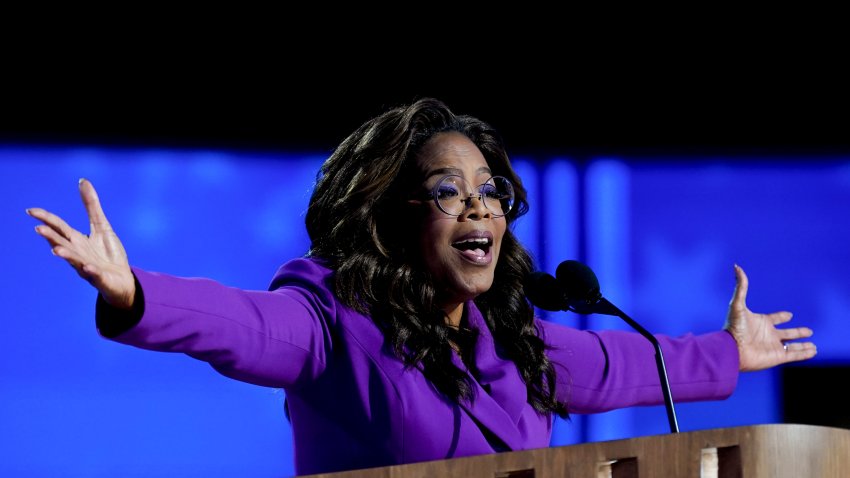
xmin=303 ymin=424 xmax=850 ymax=477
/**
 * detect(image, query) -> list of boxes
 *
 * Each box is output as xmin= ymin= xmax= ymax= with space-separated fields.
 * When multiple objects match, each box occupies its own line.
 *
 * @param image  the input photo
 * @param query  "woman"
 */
xmin=27 ymin=98 xmax=816 ymax=475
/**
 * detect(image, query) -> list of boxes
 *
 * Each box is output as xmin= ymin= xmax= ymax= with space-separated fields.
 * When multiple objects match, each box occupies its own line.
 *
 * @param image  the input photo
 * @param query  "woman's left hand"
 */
xmin=724 ymin=264 xmax=817 ymax=371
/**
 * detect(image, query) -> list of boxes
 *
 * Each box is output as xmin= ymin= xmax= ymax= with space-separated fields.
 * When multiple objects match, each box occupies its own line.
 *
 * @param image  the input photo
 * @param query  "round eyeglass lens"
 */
xmin=433 ymin=175 xmax=514 ymax=217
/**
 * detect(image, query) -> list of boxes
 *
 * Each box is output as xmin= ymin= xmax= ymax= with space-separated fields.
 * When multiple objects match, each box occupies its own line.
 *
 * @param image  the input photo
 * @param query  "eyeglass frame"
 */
xmin=410 ymin=174 xmax=515 ymax=218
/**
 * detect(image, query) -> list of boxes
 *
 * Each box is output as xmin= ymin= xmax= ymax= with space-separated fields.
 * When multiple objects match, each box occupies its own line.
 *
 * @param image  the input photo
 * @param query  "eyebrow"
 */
xmin=424 ymin=166 xmax=493 ymax=180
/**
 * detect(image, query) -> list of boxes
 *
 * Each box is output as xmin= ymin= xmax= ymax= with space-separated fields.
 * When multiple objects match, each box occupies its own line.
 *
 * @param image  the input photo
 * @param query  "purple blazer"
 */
xmin=98 ymin=258 xmax=739 ymax=475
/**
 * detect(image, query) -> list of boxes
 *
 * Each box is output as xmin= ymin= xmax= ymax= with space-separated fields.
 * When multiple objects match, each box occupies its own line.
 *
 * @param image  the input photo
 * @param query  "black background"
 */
xmin=4 ymin=52 xmax=850 ymax=156
xmin=783 ymin=365 xmax=850 ymax=430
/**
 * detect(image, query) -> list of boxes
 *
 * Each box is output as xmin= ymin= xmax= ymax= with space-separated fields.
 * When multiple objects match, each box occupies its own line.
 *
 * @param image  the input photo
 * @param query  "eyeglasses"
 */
xmin=418 ymin=174 xmax=515 ymax=217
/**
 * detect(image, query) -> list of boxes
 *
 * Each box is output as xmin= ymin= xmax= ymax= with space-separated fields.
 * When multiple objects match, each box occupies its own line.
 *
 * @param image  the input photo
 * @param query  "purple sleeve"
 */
xmin=538 ymin=320 xmax=740 ymax=414
xmin=97 ymin=261 xmax=335 ymax=390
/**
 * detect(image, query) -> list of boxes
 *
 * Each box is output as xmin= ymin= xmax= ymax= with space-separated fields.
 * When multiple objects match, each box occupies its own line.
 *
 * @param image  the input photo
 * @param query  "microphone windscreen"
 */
xmin=524 ymin=271 xmax=568 ymax=311
xmin=555 ymin=260 xmax=600 ymax=300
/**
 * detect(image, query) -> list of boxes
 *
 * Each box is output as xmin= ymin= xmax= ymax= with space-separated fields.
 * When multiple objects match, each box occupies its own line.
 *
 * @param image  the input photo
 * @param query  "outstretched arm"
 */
xmin=28 ymin=179 xmax=333 ymax=389
xmin=724 ymin=264 xmax=817 ymax=371
xmin=28 ymin=178 xmax=136 ymax=310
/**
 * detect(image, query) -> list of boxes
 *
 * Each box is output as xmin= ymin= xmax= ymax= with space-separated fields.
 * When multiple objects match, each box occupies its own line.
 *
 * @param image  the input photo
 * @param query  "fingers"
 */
xmin=768 ymin=311 xmax=794 ymax=325
xmin=784 ymin=341 xmax=815 ymax=352
xmin=47 ymin=240 xmax=102 ymax=285
xmin=78 ymin=178 xmax=112 ymax=233
xmin=27 ymin=207 xmax=82 ymax=242
xmin=729 ymin=264 xmax=749 ymax=310
xmin=778 ymin=326 xmax=814 ymax=341
xmin=783 ymin=341 xmax=818 ymax=362
xmin=34 ymin=223 xmax=71 ymax=250
xmin=53 ymin=243 xmax=87 ymax=270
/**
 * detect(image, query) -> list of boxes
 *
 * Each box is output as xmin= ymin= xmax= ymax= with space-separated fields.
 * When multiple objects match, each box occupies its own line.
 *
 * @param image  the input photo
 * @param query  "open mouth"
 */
xmin=451 ymin=236 xmax=493 ymax=263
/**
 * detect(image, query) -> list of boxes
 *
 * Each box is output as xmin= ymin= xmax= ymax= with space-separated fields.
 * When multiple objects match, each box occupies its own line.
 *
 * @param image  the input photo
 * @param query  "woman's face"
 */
xmin=413 ymin=132 xmax=507 ymax=306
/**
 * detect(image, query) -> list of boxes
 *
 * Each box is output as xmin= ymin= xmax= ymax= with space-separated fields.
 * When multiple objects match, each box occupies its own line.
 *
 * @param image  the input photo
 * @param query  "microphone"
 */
xmin=554 ymin=260 xmax=604 ymax=314
xmin=528 ymin=260 xmax=680 ymax=434
xmin=523 ymin=271 xmax=569 ymax=312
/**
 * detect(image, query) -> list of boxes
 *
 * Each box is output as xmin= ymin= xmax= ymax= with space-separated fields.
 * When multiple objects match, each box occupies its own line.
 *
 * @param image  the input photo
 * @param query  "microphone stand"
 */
xmin=587 ymin=298 xmax=680 ymax=434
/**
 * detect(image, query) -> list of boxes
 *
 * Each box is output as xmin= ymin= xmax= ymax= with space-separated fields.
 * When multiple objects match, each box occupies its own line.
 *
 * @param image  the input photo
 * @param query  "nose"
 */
xmin=459 ymin=193 xmax=491 ymax=220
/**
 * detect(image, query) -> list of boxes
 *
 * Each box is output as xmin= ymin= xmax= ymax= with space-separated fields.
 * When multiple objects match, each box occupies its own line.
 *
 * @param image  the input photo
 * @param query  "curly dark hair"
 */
xmin=305 ymin=98 xmax=567 ymax=418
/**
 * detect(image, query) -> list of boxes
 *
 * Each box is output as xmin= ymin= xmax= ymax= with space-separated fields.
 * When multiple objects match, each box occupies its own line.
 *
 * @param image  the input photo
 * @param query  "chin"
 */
xmin=444 ymin=269 xmax=495 ymax=302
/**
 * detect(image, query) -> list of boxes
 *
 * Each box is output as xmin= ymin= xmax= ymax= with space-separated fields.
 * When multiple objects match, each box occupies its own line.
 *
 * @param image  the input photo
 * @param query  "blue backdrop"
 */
xmin=3 ymin=146 xmax=848 ymax=477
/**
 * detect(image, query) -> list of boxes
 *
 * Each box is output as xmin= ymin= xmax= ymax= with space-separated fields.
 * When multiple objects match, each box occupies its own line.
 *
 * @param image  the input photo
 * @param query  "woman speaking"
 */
xmin=27 ymin=98 xmax=816 ymax=475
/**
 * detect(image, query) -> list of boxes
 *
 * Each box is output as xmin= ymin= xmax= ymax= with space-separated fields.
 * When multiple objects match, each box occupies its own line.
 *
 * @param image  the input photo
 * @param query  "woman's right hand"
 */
xmin=28 ymin=179 xmax=136 ymax=309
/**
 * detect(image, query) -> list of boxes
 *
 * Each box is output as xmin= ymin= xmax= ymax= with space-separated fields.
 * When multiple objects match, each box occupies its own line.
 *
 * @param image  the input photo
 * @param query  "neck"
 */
xmin=443 ymin=302 xmax=464 ymax=328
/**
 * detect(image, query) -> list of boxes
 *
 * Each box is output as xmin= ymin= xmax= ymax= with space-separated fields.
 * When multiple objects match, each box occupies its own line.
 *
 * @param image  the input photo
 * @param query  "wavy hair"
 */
xmin=305 ymin=98 xmax=567 ymax=417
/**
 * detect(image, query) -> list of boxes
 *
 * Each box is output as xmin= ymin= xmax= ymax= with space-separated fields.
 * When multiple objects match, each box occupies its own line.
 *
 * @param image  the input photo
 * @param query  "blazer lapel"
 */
xmin=452 ymin=301 xmax=529 ymax=451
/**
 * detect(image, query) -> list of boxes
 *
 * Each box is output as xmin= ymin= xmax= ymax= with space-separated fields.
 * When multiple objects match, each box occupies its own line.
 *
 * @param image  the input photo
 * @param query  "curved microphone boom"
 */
xmin=527 ymin=260 xmax=680 ymax=434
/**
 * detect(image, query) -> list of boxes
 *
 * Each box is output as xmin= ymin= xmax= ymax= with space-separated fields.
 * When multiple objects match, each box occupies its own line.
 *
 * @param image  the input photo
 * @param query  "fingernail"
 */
xmin=25 ymin=208 xmax=32 ymax=216
xmin=79 ymin=178 xmax=86 ymax=186
xmin=34 ymin=225 xmax=41 ymax=233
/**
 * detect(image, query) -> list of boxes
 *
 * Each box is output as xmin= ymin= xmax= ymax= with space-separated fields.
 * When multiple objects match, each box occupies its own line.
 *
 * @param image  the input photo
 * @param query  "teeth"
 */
xmin=453 ymin=237 xmax=490 ymax=245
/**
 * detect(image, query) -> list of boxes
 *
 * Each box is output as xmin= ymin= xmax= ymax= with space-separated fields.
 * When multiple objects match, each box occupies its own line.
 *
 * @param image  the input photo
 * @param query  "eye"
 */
xmin=480 ymin=183 xmax=504 ymax=199
xmin=435 ymin=183 xmax=460 ymax=200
